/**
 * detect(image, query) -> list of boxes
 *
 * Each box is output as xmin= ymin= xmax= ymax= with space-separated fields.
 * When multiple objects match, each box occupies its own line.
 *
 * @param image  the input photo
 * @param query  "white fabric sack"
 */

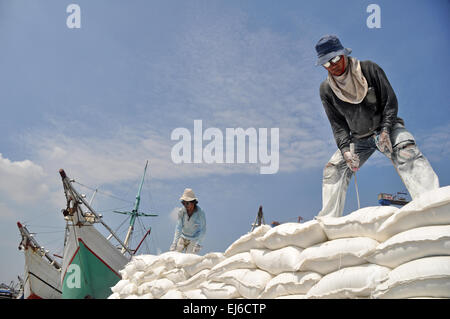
xmin=200 ymin=281 xmax=241 ymax=299
xmin=184 ymin=252 xmax=225 ymax=277
xmin=217 ymin=268 xmax=273 ymax=299
xmin=317 ymin=206 xmax=397 ymax=242
xmin=145 ymin=265 xmax=167 ymax=278
xmin=378 ymin=186 xmax=450 ymax=240
xmin=373 ymin=256 xmax=450 ymax=299
xmin=111 ymin=279 xmax=130 ymax=294
xmin=260 ymin=271 xmax=322 ymax=299
xmin=124 ymin=294 xmax=139 ymax=299
xmin=161 ymin=268 xmax=188 ymax=284
xmin=224 ymin=225 xmax=272 ymax=257
xmin=365 ymin=225 xmax=450 ymax=268
xmin=160 ymin=289 xmax=186 ymax=299
xmin=119 ymin=281 xmax=138 ymax=297
xmin=297 ymin=237 xmax=379 ymax=275
xmin=183 ymin=289 xmax=207 ymax=299
xmin=130 ymin=271 xmax=146 ymax=285
xmin=257 ymin=220 xmax=327 ymax=250
xmin=108 ymin=292 xmax=120 ymax=299
xmin=147 ymin=278 xmax=175 ymax=298
xmin=307 ymin=264 xmax=390 ymax=299
xmin=275 ymin=294 xmax=307 ymax=299
xmin=208 ymin=252 xmax=256 ymax=280
xmin=137 ymin=281 xmax=155 ymax=295
xmin=176 ymin=269 xmax=209 ymax=292
xmin=250 ymin=246 xmax=303 ymax=275
xmin=140 ymin=292 xmax=154 ymax=299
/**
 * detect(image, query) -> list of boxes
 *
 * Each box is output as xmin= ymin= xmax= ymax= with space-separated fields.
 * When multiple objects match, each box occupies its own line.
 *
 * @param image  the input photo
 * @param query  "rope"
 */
xmin=73 ymin=181 xmax=134 ymax=204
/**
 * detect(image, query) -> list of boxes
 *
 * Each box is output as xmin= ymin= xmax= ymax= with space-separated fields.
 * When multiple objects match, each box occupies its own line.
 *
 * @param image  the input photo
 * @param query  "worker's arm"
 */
xmin=170 ymin=208 xmax=184 ymax=249
xmin=372 ymin=62 xmax=398 ymax=134
xmin=320 ymin=82 xmax=352 ymax=155
xmin=194 ymin=209 xmax=207 ymax=246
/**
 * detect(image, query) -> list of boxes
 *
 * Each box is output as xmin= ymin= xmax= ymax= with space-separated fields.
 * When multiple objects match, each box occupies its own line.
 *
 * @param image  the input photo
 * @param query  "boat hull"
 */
xmin=61 ymin=224 xmax=128 ymax=299
xmin=23 ymin=248 xmax=62 ymax=299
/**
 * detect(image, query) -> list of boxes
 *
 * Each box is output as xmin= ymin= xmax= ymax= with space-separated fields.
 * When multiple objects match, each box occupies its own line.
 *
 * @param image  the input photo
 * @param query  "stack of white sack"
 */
xmin=109 ymin=186 xmax=450 ymax=299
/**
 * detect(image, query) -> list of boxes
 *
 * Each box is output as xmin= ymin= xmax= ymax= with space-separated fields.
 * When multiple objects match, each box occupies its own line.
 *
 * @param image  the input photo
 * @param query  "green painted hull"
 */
xmin=62 ymin=240 xmax=121 ymax=299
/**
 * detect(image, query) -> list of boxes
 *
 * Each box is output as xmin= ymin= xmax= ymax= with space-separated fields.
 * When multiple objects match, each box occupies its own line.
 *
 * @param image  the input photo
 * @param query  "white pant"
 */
xmin=318 ymin=123 xmax=439 ymax=217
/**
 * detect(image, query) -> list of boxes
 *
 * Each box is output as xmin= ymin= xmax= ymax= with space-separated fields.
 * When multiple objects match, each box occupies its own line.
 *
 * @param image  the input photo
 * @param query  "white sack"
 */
xmin=108 ymin=292 xmax=120 ymax=299
xmin=147 ymin=278 xmax=175 ymax=298
xmin=119 ymin=281 xmax=138 ymax=297
xmin=275 ymin=294 xmax=307 ymax=299
xmin=224 ymin=225 xmax=271 ymax=257
xmin=260 ymin=272 xmax=322 ymax=299
xmin=111 ymin=279 xmax=130 ymax=294
xmin=130 ymin=271 xmax=145 ymax=285
xmin=250 ymin=246 xmax=303 ymax=275
xmin=184 ymin=252 xmax=225 ymax=277
xmin=183 ymin=289 xmax=207 ymax=299
xmin=217 ymin=269 xmax=273 ymax=299
xmin=257 ymin=220 xmax=327 ymax=250
xmin=378 ymin=186 xmax=450 ymax=240
xmin=365 ymin=225 xmax=450 ymax=268
xmin=297 ymin=237 xmax=379 ymax=275
xmin=208 ymin=252 xmax=256 ymax=280
xmin=161 ymin=268 xmax=188 ymax=283
xmin=373 ymin=256 xmax=450 ymax=299
xmin=200 ymin=281 xmax=241 ymax=299
xmin=307 ymin=264 xmax=390 ymax=299
xmin=137 ymin=281 xmax=154 ymax=295
xmin=176 ymin=269 xmax=209 ymax=292
xmin=317 ymin=206 xmax=397 ymax=242
xmin=160 ymin=289 xmax=186 ymax=299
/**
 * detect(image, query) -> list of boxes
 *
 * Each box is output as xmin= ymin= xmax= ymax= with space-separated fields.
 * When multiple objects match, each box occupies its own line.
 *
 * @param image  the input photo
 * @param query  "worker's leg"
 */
xmin=318 ymin=139 xmax=375 ymax=217
xmin=386 ymin=124 xmax=439 ymax=199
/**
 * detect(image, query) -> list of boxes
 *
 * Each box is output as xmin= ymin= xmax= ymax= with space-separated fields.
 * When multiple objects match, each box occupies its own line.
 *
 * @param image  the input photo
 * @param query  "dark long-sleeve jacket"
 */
xmin=320 ymin=60 xmax=404 ymax=155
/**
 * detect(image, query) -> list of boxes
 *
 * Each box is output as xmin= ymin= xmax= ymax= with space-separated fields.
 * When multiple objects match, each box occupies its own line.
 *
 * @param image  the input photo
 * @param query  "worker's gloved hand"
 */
xmin=169 ymin=243 xmax=177 ymax=251
xmin=375 ymin=130 xmax=393 ymax=154
xmin=343 ymin=151 xmax=359 ymax=172
xmin=192 ymin=244 xmax=202 ymax=254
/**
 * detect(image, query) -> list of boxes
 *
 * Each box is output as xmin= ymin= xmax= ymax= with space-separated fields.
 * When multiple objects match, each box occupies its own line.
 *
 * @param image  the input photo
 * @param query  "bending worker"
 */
xmin=170 ymin=188 xmax=206 ymax=254
xmin=315 ymin=34 xmax=439 ymax=217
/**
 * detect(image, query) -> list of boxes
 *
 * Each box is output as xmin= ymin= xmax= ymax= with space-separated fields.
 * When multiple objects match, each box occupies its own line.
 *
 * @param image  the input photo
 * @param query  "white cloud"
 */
xmin=0 ymin=153 xmax=50 ymax=203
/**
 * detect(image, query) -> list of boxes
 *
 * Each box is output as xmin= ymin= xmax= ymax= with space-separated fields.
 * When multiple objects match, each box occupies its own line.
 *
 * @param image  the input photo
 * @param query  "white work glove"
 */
xmin=169 ymin=243 xmax=177 ymax=251
xmin=343 ymin=151 xmax=360 ymax=172
xmin=375 ymin=130 xmax=393 ymax=155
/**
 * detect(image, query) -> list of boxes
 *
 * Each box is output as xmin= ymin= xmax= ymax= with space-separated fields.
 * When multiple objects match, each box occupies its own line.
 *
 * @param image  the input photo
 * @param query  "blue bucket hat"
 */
xmin=315 ymin=35 xmax=352 ymax=66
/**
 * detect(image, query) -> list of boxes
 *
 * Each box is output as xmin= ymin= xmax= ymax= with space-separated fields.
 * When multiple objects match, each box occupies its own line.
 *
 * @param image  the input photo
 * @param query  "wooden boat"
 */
xmin=17 ymin=222 xmax=62 ymax=299
xmin=58 ymin=161 xmax=156 ymax=298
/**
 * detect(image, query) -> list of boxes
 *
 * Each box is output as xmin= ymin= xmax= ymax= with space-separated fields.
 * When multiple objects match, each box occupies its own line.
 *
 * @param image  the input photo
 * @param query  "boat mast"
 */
xmin=59 ymin=169 xmax=134 ymax=255
xmin=114 ymin=160 xmax=158 ymax=254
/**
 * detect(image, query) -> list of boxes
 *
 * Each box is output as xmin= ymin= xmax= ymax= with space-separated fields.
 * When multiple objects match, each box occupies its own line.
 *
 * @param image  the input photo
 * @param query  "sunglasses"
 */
xmin=322 ymin=55 xmax=342 ymax=68
xmin=181 ymin=201 xmax=195 ymax=206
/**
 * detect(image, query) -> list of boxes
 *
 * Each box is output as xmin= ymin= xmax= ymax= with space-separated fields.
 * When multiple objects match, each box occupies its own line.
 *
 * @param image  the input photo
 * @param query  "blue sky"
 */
xmin=0 ymin=0 xmax=449 ymax=285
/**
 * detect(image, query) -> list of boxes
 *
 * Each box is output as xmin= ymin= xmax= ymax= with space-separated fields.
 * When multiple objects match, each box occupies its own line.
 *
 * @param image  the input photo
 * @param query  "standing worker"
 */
xmin=315 ymin=34 xmax=439 ymax=217
xmin=170 ymin=188 xmax=206 ymax=254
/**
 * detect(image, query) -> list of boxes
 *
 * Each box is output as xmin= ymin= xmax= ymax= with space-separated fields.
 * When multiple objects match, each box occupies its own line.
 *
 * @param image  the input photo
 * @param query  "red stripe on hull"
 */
xmin=78 ymin=238 xmax=121 ymax=278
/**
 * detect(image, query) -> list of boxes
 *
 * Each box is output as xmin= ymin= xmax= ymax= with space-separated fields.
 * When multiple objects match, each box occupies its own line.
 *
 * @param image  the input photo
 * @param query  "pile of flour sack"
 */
xmin=109 ymin=186 xmax=450 ymax=299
